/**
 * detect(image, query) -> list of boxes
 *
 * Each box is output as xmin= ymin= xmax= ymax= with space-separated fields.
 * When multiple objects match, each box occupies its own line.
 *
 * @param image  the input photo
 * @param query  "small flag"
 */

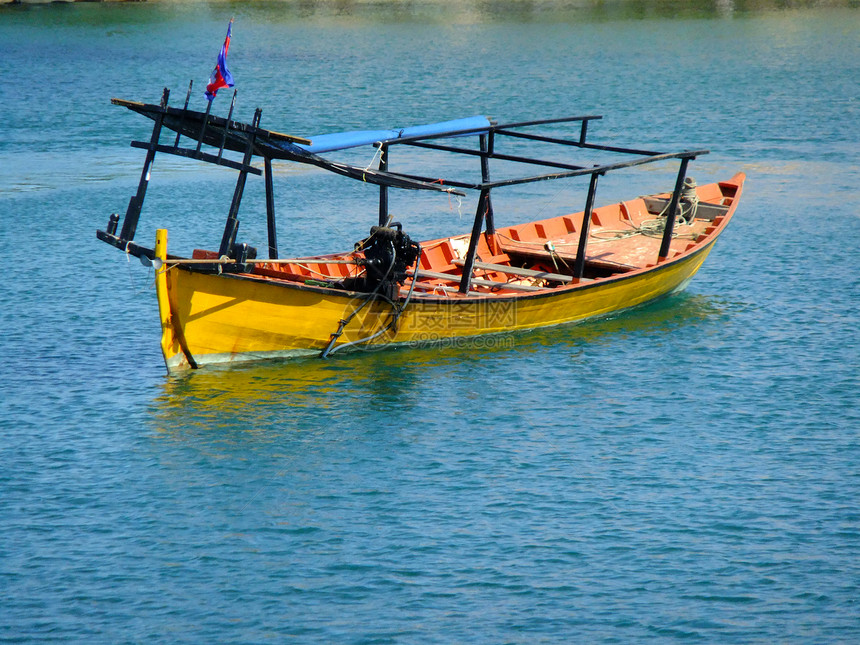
xmin=204 ymin=19 xmax=234 ymax=102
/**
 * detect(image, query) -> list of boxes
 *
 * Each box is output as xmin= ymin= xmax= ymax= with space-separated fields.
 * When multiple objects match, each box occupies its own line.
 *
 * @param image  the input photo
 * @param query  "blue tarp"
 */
xmin=297 ymin=115 xmax=491 ymax=154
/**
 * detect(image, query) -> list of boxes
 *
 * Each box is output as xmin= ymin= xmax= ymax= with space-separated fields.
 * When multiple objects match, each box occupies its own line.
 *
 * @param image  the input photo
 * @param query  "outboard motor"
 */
xmin=348 ymin=222 xmax=420 ymax=300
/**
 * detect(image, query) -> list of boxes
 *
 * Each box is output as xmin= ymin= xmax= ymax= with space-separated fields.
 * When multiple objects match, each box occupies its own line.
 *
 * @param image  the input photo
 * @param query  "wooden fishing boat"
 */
xmin=97 ymin=87 xmax=744 ymax=373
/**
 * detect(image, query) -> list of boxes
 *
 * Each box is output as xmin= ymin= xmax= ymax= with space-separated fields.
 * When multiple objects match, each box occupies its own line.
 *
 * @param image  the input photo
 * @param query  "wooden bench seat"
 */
xmin=405 ymin=282 xmax=462 ymax=295
xmin=409 ymin=269 xmax=546 ymax=292
xmin=451 ymin=258 xmax=574 ymax=284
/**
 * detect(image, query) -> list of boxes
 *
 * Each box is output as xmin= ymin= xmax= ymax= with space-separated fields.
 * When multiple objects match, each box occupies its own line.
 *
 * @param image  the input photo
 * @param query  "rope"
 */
xmin=444 ymin=191 xmax=464 ymax=219
xmin=321 ymin=244 xmax=423 ymax=357
xmin=126 ymin=255 xmax=156 ymax=293
xmin=543 ymin=240 xmax=572 ymax=272
xmin=290 ymin=263 xmax=364 ymax=281
xmin=680 ymin=177 xmax=699 ymax=224
xmin=587 ymin=218 xmax=696 ymax=244
xmin=365 ymin=144 xmax=383 ymax=173
xmin=319 ymin=241 xmax=398 ymax=358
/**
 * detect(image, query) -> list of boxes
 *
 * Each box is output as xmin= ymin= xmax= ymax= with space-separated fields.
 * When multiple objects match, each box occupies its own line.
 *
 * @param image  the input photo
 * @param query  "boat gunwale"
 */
xmin=208 ymin=232 xmax=713 ymax=304
xmin=197 ymin=173 xmax=743 ymax=305
xmin=199 ymin=229 xmax=728 ymax=310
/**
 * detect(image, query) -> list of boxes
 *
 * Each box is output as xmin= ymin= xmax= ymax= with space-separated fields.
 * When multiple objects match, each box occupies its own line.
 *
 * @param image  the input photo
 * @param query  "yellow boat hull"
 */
xmin=154 ymin=229 xmax=716 ymax=373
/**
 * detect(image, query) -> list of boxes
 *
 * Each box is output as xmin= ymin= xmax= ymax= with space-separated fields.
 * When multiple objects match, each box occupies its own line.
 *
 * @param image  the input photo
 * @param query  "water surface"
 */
xmin=2 ymin=2 xmax=859 ymax=642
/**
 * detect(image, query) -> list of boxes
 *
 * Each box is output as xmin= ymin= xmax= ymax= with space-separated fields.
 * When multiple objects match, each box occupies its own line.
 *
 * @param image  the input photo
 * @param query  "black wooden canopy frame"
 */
xmin=97 ymin=85 xmax=708 ymax=294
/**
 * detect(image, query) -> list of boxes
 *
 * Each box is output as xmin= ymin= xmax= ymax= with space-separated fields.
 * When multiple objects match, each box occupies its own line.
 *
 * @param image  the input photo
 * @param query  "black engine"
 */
xmin=343 ymin=223 xmax=420 ymax=300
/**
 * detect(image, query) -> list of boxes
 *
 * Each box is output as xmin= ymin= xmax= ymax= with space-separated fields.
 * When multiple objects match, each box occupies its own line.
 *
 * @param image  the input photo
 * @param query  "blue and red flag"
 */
xmin=204 ymin=20 xmax=234 ymax=102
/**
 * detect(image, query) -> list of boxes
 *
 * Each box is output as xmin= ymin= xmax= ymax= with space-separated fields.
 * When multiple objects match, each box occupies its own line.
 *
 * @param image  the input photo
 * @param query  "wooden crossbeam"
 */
xmin=452 ymin=259 xmax=573 ymax=283
xmin=410 ymin=269 xmax=545 ymax=292
xmin=130 ymin=141 xmax=262 ymax=175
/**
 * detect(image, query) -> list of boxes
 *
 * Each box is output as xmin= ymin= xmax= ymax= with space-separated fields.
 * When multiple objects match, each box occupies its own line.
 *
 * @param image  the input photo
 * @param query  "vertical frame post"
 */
xmin=217 ymin=89 xmax=237 ymax=161
xmin=378 ymin=143 xmax=389 ymax=226
xmin=459 ymin=189 xmax=490 ymax=294
xmin=264 ymin=156 xmax=278 ymax=259
xmin=658 ymin=156 xmax=692 ymax=262
xmin=173 ymin=80 xmax=193 ymax=147
xmin=573 ymin=171 xmax=600 ymax=281
xmin=120 ymin=87 xmax=170 ymax=241
xmin=196 ymin=99 xmax=213 ymax=153
xmin=219 ymin=108 xmax=262 ymax=257
xmin=480 ymin=133 xmax=495 ymax=236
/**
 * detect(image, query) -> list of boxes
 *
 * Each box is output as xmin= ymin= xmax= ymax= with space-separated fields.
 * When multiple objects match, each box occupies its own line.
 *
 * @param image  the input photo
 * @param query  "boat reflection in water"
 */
xmin=150 ymin=290 xmax=732 ymax=439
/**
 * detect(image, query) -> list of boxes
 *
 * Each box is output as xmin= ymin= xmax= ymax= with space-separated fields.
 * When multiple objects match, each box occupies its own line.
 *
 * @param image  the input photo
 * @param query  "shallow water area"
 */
xmin=2 ymin=1 xmax=859 ymax=642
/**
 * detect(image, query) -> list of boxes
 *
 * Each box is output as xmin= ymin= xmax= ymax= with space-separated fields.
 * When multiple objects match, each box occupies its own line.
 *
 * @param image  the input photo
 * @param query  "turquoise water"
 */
xmin=2 ymin=2 xmax=860 ymax=642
